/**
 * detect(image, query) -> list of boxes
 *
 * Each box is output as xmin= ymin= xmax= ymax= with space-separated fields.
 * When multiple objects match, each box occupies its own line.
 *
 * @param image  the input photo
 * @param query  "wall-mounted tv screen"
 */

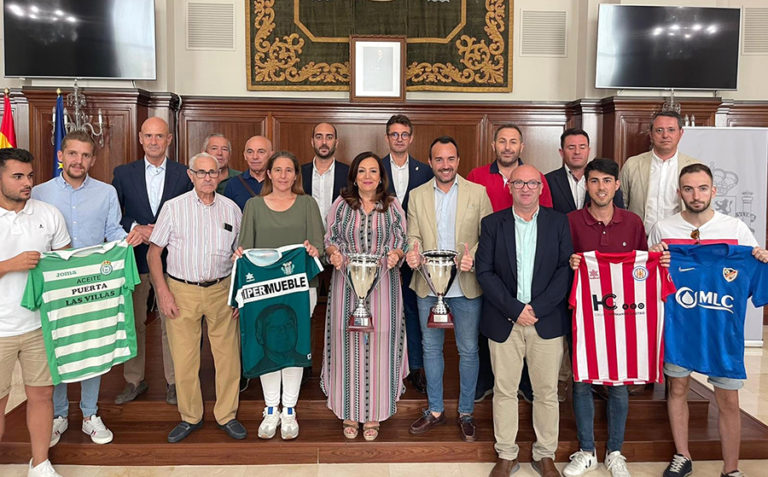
xmin=4 ymin=0 xmax=156 ymax=80
xmin=595 ymin=5 xmax=740 ymax=90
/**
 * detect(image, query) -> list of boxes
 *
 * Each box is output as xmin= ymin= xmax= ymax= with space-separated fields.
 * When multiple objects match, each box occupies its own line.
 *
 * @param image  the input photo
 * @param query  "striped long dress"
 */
xmin=320 ymin=196 xmax=408 ymax=423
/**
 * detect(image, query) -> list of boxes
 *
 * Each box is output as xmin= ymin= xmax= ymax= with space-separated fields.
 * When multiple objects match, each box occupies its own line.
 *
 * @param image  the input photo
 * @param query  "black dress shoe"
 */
xmin=168 ymin=420 xmax=202 ymax=443
xmin=408 ymin=368 xmax=427 ymax=394
xmin=218 ymin=419 xmax=247 ymax=440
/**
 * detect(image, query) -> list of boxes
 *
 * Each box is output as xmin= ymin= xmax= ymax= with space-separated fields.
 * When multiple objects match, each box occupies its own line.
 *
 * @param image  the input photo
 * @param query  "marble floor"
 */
xmin=4 ymin=327 xmax=768 ymax=476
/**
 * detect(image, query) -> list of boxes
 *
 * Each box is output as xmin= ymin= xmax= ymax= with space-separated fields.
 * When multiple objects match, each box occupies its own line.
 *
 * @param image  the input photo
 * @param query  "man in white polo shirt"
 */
xmin=0 ymin=148 xmax=70 ymax=477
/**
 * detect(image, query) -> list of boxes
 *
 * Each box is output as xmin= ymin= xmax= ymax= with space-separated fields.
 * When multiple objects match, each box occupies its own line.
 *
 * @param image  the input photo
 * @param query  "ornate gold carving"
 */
xmin=247 ymin=0 xmax=511 ymax=91
xmin=248 ymin=0 xmax=348 ymax=90
xmin=407 ymin=0 xmax=507 ymax=89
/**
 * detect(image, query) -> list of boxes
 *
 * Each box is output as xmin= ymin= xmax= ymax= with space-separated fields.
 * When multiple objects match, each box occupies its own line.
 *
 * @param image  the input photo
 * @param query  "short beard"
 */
xmin=314 ymin=146 xmax=336 ymax=160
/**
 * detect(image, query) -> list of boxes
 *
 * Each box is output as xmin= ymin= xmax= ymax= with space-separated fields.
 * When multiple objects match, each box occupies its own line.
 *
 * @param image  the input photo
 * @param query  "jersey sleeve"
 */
xmin=21 ymin=265 xmax=44 ymax=311
xmin=305 ymin=251 xmax=323 ymax=281
xmin=228 ymin=258 xmax=242 ymax=308
xmin=123 ymin=245 xmax=141 ymax=291
xmin=568 ymin=253 xmax=584 ymax=309
xmin=654 ymin=251 xmax=676 ymax=301
xmin=749 ymin=259 xmax=768 ymax=308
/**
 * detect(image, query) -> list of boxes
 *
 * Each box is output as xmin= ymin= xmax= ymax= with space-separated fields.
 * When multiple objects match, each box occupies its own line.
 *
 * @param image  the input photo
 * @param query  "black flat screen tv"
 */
xmin=595 ymin=5 xmax=740 ymax=90
xmin=3 ymin=0 xmax=156 ymax=80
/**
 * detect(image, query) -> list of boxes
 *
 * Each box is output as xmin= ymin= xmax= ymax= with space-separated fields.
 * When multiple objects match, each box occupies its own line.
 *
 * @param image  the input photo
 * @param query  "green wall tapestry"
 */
xmin=246 ymin=0 xmax=513 ymax=92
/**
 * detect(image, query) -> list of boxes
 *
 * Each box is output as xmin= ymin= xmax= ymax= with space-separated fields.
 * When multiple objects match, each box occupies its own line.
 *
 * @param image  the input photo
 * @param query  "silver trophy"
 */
xmin=341 ymin=253 xmax=385 ymax=332
xmin=417 ymin=249 xmax=461 ymax=329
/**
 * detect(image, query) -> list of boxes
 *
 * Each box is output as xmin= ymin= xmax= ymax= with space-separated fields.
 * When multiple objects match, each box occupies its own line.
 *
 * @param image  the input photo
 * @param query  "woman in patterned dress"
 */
xmin=321 ymin=152 xmax=408 ymax=441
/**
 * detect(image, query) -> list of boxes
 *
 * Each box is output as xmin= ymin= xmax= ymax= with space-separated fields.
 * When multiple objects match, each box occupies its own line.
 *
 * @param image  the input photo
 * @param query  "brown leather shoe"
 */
xmin=489 ymin=458 xmax=520 ymax=476
xmin=409 ymin=410 xmax=446 ymax=435
xmin=532 ymin=457 xmax=561 ymax=477
xmin=457 ymin=415 xmax=476 ymax=442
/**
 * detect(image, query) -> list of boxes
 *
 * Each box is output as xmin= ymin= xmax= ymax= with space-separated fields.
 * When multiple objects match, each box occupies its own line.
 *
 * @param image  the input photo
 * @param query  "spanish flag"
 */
xmin=0 ymin=91 xmax=17 ymax=149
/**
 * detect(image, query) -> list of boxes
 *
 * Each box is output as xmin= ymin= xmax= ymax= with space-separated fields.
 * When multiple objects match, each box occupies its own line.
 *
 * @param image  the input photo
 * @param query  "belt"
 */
xmin=168 ymin=275 xmax=227 ymax=288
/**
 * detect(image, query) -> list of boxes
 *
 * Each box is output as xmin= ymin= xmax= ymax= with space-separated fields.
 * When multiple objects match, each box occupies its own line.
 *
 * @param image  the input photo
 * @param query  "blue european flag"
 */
xmin=53 ymin=94 xmax=65 ymax=177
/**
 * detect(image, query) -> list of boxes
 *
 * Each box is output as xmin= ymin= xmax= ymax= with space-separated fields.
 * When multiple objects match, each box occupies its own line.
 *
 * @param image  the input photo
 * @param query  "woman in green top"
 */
xmin=235 ymin=151 xmax=324 ymax=441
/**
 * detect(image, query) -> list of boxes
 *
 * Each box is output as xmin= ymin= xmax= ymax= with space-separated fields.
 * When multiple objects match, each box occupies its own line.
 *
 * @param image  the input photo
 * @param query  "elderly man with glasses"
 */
xmin=147 ymin=153 xmax=244 ymax=443
xmin=476 ymin=164 xmax=573 ymax=477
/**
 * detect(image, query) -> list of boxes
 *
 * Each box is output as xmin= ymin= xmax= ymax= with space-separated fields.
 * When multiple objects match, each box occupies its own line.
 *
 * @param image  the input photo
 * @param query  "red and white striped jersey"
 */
xmin=569 ymin=251 xmax=676 ymax=386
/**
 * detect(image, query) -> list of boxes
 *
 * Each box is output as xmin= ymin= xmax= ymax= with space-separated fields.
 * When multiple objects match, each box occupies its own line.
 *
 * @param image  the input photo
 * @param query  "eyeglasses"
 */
xmin=510 ymin=180 xmax=542 ymax=190
xmin=190 ymin=169 xmax=221 ymax=179
xmin=690 ymin=228 xmax=700 ymax=243
xmin=387 ymin=132 xmax=411 ymax=140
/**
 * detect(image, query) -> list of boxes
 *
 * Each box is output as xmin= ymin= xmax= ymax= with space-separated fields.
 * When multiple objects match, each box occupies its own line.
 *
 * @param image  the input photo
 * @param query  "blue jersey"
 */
xmin=665 ymin=244 xmax=768 ymax=379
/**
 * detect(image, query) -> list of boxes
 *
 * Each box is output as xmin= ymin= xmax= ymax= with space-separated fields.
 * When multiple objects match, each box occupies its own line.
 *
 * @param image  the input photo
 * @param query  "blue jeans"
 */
xmin=53 ymin=375 xmax=101 ymax=418
xmin=572 ymin=380 xmax=628 ymax=453
xmin=401 ymin=267 xmax=423 ymax=370
xmin=417 ymin=295 xmax=481 ymax=415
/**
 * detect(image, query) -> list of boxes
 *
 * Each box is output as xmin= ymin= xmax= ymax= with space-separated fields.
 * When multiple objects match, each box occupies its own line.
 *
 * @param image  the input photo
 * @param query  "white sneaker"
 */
xmin=28 ymin=459 xmax=62 ymax=477
xmin=258 ymin=406 xmax=280 ymax=439
xmin=280 ymin=407 xmax=299 ymax=440
xmin=82 ymin=415 xmax=113 ymax=444
xmin=605 ymin=450 xmax=631 ymax=477
xmin=49 ymin=416 xmax=68 ymax=447
xmin=563 ymin=449 xmax=598 ymax=477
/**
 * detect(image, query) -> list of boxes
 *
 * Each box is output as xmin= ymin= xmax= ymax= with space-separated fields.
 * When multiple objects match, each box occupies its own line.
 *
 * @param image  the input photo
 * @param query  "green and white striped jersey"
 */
xmin=21 ymin=240 xmax=140 ymax=385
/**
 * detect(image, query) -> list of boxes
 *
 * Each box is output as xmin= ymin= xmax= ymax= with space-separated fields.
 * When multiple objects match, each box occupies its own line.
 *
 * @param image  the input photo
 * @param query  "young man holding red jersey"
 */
xmin=565 ymin=159 xmax=649 ymax=477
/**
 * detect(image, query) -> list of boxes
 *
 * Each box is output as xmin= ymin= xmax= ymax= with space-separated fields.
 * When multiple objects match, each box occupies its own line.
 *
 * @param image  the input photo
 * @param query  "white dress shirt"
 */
xmin=389 ymin=156 xmax=409 ymax=204
xmin=644 ymin=150 xmax=679 ymax=231
xmin=145 ymin=157 xmax=167 ymax=216
xmin=312 ymin=158 xmax=335 ymax=224
xmin=566 ymin=166 xmax=586 ymax=209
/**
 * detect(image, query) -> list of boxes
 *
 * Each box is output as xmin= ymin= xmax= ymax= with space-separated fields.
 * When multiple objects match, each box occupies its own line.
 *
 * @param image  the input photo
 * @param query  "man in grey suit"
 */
xmin=619 ymin=111 xmax=699 ymax=232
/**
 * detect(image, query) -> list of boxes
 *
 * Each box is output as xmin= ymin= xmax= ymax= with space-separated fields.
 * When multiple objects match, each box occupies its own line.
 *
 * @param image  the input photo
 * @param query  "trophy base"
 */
xmin=348 ymin=314 xmax=374 ymax=333
xmin=427 ymin=311 xmax=454 ymax=329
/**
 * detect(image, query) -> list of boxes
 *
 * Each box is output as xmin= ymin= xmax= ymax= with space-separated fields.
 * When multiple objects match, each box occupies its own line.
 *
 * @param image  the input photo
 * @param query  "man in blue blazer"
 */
xmin=546 ymin=128 xmax=624 ymax=214
xmin=301 ymin=122 xmax=349 ymax=226
xmin=111 ymin=117 xmax=192 ymax=405
xmin=381 ymin=114 xmax=433 ymax=394
xmin=476 ymin=164 xmax=573 ymax=477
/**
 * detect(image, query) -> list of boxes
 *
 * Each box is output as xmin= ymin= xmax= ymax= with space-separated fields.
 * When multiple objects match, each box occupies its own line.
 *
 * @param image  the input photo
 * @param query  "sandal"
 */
xmin=362 ymin=422 xmax=380 ymax=442
xmin=343 ymin=420 xmax=359 ymax=439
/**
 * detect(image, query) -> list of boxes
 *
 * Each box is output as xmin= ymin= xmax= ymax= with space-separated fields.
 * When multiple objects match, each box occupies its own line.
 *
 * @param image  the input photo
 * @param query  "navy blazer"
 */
xmin=301 ymin=160 xmax=349 ymax=200
xmin=476 ymin=206 xmax=573 ymax=342
xmin=545 ymin=166 xmax=624 ymax=214
xmin=112 ymin=158 xmax=193 ymax=274
xmin=381 ymin=154 xmax=433 ymax=212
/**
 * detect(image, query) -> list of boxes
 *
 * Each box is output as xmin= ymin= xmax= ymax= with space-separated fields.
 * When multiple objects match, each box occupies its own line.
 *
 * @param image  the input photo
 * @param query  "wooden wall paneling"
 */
xmin=599 ymin=97 xmax=721 ymax=165
xmin=725 ymin=102 xmax=768 ymax=127
xmin=178 ymin=98 xmax=271 ymax=170
xmin=485 ymin=105 xmax=569 ymax=176
xmin=148 ymin=93 xmax=178 ymax=162
xmin=22 ymin=88 xmax=150 ymax=185
xmin=565 ymin=99 xmax=602 ymax=159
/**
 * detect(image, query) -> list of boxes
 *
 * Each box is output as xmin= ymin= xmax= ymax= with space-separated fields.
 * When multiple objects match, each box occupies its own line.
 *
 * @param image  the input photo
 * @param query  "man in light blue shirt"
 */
xmin=32 ymin=131 xmax=141 ymax=447
xmin=405 ymin=136 xmax=493 ymax=442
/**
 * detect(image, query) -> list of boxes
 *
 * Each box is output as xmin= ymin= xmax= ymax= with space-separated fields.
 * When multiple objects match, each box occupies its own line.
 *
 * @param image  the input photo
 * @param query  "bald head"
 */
xmin=139 ymin=117 xmax=172 ymax=165
xmin=509 ymin=164 xmax=542 ymax=211
xmin=244 ymin=135 xmax=273 ymax=176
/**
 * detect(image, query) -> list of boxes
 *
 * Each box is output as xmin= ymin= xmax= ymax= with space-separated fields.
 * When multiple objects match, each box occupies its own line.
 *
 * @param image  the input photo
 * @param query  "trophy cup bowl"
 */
xmin=344 ymin=253 xmax=383 ymax=333
xmin=419 ymin=249 xmax=460 ymax=329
